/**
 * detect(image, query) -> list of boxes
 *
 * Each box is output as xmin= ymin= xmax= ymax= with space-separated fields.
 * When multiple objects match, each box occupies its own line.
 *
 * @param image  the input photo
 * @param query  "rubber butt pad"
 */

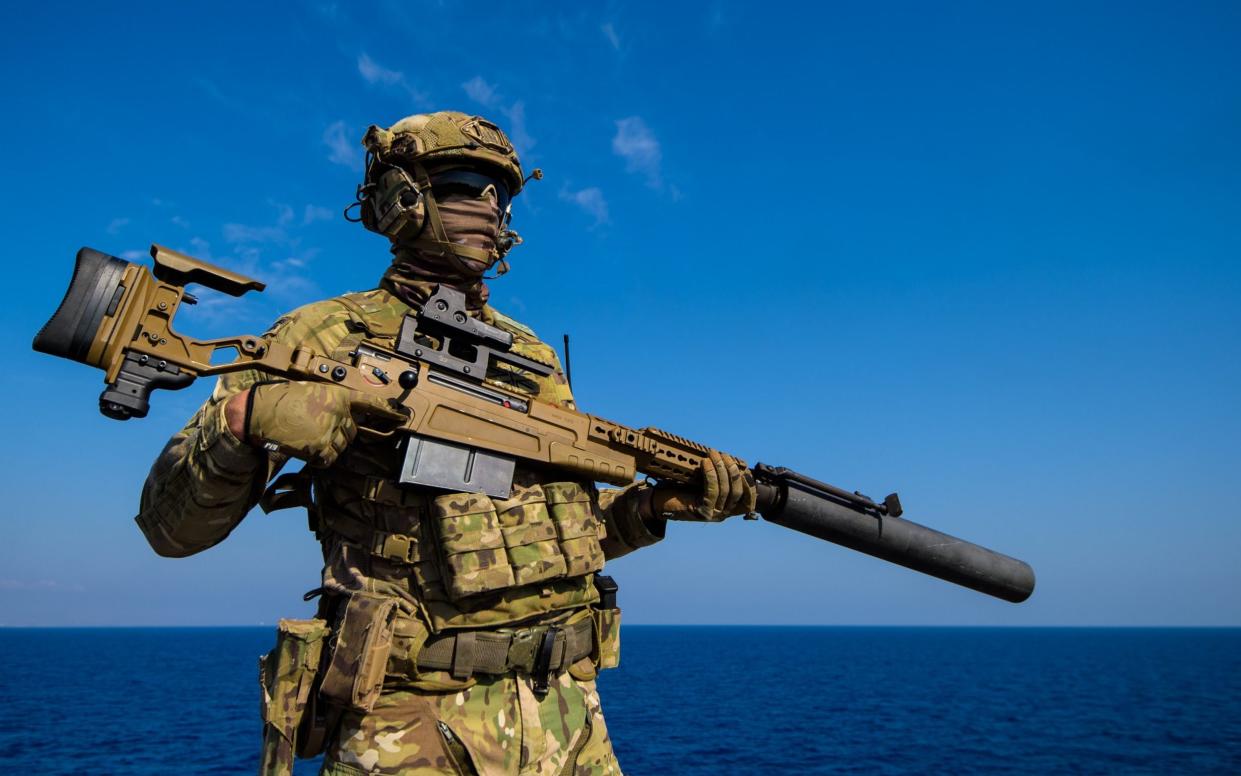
xmin=33 ymin=248 xmax=128 ymax=365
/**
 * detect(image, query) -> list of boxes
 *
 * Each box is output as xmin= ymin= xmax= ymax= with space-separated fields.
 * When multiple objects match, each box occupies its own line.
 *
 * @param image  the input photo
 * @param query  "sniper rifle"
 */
xmin=33 ymin=245 xmax=1036 ymax=604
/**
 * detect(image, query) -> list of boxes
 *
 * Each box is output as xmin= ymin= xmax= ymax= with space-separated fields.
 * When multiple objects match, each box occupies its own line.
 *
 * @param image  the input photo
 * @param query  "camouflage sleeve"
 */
xmin=545 ymin=355 xmax=576 ymax=410
xmin=134 ymin=373 xmax=272 ymax=557
xmin=596 ymin=484 xmax=667 ymax=560
xmin=134 ymin=300 xmax=357 ymax=557
xmin=519 ymin=337 xmax=575 ymax=410
xmin=485 ymin=307 xmax=576 ymax=410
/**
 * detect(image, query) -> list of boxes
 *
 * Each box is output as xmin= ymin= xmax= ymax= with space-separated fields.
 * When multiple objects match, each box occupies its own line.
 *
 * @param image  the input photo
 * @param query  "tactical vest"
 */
xmin=270 ymin=288 xmax=604 ymax=633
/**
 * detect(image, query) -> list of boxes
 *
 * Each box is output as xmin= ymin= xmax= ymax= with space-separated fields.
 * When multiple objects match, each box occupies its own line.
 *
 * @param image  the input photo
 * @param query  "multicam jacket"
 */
xmin=136 ymin=286 xmax=664 ymax=633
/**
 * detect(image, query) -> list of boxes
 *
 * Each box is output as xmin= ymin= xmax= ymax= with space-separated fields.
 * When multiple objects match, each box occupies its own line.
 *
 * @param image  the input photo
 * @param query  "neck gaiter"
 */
xmin=381 ymin=191 xmax=502 ymax=313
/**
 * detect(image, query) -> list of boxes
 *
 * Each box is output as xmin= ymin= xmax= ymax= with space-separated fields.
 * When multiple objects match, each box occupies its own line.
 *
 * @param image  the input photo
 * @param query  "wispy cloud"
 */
xmin=461 ymin=78 xmax=536 ymax=156
xmin=175 ymin=218 xmax=320 ymax=325
xmin=272 ymin=201 xmax=295 ymax=227
xmin=213 ymin=200 xmax=326 ymax=298
xmin=601 ymin=22 xmax=621 ymax=51
xmin=223 ymin=223 xmax=287 ymax=244
xmin=303 ymin=204 xmax=333 ymax=225
xmin=357 ymin=53 xmax=402 ymax=86
xmin=501 ymin=101 xmax=535 ymax=156
xmin=613 ymin=116 xmax=663 ymax=189
xmin=170 ymin=215 xmax=190 ymax=229
xmin=462 ymin=75 xmax=499 ymax=107
xmin=560 ymin=186 xmax=609 ymax=226
xmin=356 ymin=53 xmax=428 ymax=105
xmin=323 ymin=120 xmax=362 ymax=171
xmin=0 ymin=578 xmax=86 ymax=592
xmin=189 ymin=236 xmax=212 ymax=258
xmin=121 ymin=249 xmax=146 ymax=261
xmin=106 ymin=217 xmax=130 ymax=235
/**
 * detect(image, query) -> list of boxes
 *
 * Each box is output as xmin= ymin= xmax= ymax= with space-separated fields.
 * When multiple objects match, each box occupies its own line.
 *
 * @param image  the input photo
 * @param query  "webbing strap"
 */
xmin=363 ymin=477 xmax=426 ymax=509
xmin=320 ymin=470 xmax=428 ymax=510
xmin=450 ymin=631 xmax=477 ymax=680
xmin=259 ymin=471 xmax=313 ymax=514
xmin=320 ymin=512 xmax=424 ymax=565
xmin=406 ymin=162 xmax=499 ymax=270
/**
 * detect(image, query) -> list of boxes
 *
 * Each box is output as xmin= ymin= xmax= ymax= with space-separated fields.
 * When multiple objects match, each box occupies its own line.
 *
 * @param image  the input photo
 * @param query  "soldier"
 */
xmin=136 ymin=111 xmax=756 ymax=776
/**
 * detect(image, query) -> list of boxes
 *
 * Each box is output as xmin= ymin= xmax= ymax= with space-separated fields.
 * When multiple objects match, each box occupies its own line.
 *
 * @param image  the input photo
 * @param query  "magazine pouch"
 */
xmin=259 ymin=618 xmax=330 ymax=776
xmin=431 ymin=491 xmax=517 ymax=600
xmin=495 ymin=484 xmax=567 ymax=587
xmin=543 ymin=482 xmax=606 ymax=577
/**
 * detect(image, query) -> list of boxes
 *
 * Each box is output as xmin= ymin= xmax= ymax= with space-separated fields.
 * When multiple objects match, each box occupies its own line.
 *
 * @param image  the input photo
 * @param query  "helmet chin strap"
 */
xmin=405 ymin=162 xmax=501 ymax=278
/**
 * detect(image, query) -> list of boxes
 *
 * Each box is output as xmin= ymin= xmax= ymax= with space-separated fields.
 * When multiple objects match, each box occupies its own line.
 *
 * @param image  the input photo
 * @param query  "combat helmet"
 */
xmin=352 ymin=111 xmax=536 ymax=271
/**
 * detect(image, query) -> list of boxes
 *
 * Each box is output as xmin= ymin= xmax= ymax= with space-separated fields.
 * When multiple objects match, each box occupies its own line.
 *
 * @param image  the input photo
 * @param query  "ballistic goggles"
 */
xmin=429 ymin=169 xmax=512 ymax=216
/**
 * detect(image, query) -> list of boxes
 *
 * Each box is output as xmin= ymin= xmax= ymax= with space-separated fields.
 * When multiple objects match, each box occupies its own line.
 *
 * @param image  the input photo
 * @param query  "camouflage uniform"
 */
xmin=138 ymin=285 xmax=662 ymax=775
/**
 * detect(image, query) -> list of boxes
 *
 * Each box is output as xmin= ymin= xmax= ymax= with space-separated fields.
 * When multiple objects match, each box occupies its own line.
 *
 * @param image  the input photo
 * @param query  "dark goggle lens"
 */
xmin=429 ymin=170 xmax=511 ymax=213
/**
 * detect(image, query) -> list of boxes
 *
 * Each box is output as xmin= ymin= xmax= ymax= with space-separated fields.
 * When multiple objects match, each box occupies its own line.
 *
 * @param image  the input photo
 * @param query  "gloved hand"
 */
xmin=240 ymin=381 xmax=406 ymax=467
xmin=657 ymin=449 xmax=757 ymax=522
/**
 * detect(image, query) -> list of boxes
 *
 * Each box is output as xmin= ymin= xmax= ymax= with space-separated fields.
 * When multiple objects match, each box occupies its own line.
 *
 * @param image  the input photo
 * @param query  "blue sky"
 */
xmin=1 ymin=1 xmax=1238 ymax=626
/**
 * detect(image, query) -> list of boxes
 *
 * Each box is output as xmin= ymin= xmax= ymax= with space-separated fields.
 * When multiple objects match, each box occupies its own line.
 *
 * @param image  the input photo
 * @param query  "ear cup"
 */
xmin=369 ymin=167 xmax=427 ymax=238
xmin=359 ymin=195 xmax=377 ymax=231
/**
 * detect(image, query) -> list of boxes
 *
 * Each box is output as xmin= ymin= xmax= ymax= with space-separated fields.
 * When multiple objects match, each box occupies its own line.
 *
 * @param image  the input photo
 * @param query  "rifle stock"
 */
xmin=34 ymin=245 xmax=1036 ymax=604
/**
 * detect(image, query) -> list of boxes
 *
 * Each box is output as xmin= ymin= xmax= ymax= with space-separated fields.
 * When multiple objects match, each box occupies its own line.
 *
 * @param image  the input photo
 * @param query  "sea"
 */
xmin=1 ymin=627 xmax=1237 ymax=775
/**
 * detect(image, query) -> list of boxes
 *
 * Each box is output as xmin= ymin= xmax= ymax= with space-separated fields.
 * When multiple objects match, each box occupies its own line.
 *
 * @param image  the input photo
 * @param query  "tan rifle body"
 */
xmin=33 ymin=246 xmax=1037 ymax=602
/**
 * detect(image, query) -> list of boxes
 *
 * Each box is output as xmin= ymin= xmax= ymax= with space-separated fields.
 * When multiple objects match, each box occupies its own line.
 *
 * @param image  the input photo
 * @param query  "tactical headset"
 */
xmin=350 ymin=152 xmax=531 ymax=275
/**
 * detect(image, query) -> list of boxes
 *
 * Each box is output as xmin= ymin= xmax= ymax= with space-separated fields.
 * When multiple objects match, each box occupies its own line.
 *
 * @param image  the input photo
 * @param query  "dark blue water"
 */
xmin=1 ymin=628 xmax=1237 ymax=775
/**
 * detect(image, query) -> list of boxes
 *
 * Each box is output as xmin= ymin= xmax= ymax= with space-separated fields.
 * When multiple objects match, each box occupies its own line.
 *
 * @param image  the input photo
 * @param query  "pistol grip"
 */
xmin=99 ymin=351 xmax=195 ymax=419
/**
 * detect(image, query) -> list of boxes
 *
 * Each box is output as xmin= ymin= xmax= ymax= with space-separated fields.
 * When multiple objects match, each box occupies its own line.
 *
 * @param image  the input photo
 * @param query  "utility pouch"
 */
xmin=591 ymin=574 xmax=621 ymax=670
xmin=319 ymin=591 xmax=399 ymax=713
xmin=258 ymin=618 xmax=330 ymax=776
xmin=591 ymin=608 xmax=621 ymax=670
xmin=431 ymin=491 xmax=516 ymax=600
xmin=544 ymin=482 xmax=606 ymax=577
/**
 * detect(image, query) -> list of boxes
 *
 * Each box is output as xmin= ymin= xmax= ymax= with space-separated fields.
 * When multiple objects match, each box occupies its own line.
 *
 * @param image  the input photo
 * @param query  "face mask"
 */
xmin=430 ymin=188 xmax=503 ymax=276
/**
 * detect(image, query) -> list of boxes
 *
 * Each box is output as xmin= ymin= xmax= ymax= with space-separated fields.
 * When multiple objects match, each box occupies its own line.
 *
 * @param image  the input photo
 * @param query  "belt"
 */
xmin=396 ymin=615 xmax=595 ymax=695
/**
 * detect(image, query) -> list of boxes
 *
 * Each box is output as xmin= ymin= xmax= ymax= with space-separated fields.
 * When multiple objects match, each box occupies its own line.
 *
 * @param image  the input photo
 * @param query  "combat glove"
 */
xmin=244 ymin=381 xmax=406 ymax=467
xmin=656 ymin=449 xmax=757 ymax=522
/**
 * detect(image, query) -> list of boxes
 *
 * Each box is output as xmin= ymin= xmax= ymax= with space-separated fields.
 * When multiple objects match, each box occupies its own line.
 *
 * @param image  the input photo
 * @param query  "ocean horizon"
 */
xmin=2 ymin=626 xmax=1238 ymax=774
